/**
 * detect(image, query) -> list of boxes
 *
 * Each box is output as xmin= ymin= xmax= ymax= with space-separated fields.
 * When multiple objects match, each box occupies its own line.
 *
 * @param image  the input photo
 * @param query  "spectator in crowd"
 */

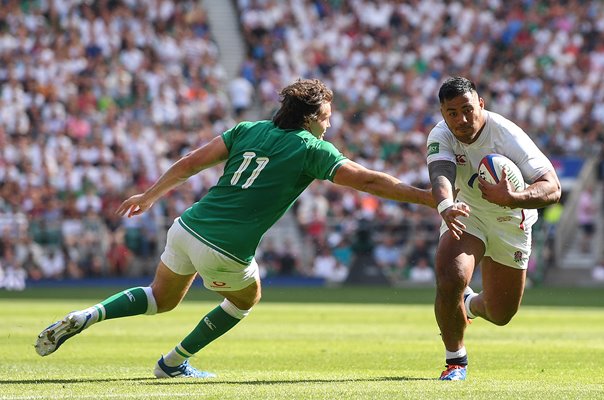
xmin=257 ymin=238 xmax=281 ymax=278
xmin=408 ymin=256 xmax=435 ymax=284
xmin=330 ymin=235 xmax=353 ymax=271
xmin=38 ymin=247 xmax=66 ymax=280
xmin=0 ymin=246 xmax=27 ymax=290
xmin=405 ymin=236 xmax=434 ymax=269
xmin=312 ymin=245 xmax=348 ymax=284
xmin=592 ymin=257 xmax=604 ymax=283
xmin=372 ymin=233 xmax=406 ymax=283
xmin=106 ymin=231 xmax=134 ymax=277
xmin=228 ymin=75 xmax=255 ymax=119
xmin=577 ymin=185 xmax=597 ymax=253
xmin=296 ymin=183 xmax=330 ymax=246
xmin=278 ymin=239 xmax=302 ymax=276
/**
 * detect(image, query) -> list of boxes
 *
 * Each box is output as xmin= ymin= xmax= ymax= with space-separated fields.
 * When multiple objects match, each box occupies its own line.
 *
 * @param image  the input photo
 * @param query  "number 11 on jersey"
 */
xmin=230 ymin=151 xmax=270 ymax=189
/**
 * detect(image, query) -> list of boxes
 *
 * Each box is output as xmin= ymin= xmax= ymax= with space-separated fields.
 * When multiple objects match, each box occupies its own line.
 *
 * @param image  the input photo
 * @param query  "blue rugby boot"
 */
xmin=439 ymin=364 xmax=467 ymax=381
xmin=154 ymin=356 xmax=216 ymax=378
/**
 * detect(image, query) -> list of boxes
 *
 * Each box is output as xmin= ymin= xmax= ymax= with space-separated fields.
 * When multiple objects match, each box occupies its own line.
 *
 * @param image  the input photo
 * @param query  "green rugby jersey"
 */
xmin=179 ymin=120 xmax=348 ymax=265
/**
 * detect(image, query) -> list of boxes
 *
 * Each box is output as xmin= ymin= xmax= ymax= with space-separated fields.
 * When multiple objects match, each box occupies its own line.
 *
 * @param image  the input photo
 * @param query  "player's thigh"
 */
xmin=435 ymin=231 xmax=485 ymax=289
xmin=480 ymin=257 xmax=526 ymax=325
xmin=161 ymin=218 xmax=261 ymax=307
xmin=150 ymin=261 xmax=196 ymax=312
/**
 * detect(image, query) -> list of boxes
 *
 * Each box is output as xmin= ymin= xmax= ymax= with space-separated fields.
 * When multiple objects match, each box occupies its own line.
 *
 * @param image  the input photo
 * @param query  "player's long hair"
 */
xmin=438 ymin=76 xmax=477 ymax=103
xmin=272 ymin=79 xmax=333 ymax=130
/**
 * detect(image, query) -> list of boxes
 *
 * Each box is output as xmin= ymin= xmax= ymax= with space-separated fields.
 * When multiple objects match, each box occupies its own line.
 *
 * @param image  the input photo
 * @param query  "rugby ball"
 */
xmin=478 ymin=154 xmax=525 ymax=192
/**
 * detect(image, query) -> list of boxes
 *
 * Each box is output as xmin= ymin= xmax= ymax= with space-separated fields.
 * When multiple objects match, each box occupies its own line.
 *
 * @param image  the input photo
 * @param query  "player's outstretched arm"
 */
xmin=116 ymin=136 xmax=229 ymax=218
xmin=332 ymin=160 xmax=436 ymax=208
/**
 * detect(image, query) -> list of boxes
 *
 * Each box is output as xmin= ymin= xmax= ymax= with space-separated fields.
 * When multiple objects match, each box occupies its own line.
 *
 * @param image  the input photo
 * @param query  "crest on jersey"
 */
xmin=455 ymin=154 xmax=467 ymax=164
xmin=428 ymin=142 xmax=439 ymax=155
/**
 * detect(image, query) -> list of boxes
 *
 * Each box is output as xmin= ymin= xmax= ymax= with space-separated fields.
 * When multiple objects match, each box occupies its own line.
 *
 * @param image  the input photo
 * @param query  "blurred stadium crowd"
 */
xmin=0 ymin=0 xmax=603 ymax=289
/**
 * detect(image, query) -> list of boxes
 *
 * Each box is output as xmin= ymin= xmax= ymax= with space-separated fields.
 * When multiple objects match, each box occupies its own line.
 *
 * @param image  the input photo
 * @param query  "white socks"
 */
xmin=464 ymin=292 xmax=478 ymax=319
xmin=446 ymin=346 xmax=467 ymax=360
xmin=219 ymin=299 xmax=250 ymax=319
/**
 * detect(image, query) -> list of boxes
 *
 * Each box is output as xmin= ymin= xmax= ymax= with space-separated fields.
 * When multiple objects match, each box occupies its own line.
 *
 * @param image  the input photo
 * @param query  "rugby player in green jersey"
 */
xmin=35 ymin=79 xmax=435 ymax=378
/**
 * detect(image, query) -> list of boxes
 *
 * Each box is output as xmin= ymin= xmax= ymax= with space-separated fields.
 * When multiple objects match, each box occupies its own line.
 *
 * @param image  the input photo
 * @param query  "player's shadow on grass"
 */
xmin=147 ymin=376 xmax=434 ymax=385
xmin=0 ymin=378 xmax=157 ymax=385
xmin=0 ymin=376 xmax=432 ymax=385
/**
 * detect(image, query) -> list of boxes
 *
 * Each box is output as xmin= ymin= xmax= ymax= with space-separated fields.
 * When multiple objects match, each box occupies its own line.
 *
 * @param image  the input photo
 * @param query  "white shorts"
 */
xmin=160 ymin=219 xmax=260 ymax=291
xmin=440 ymin=210 xmax=533 ymax=270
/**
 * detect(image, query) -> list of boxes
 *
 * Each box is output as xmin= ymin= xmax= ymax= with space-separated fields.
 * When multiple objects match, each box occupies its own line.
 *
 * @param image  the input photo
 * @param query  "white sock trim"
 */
xmin=465 ymin=293 xmax=478 ymax=319
xmin=143 ymin=286 xmax=158 ymax=315
xmin=84 ymin=305 xmax=104 ymax=323
xmin=446 ymin=346 xmax=467 ymax=360
xmin=220 ymin=299 xmax=250 ymax=319
xmin=175 ymin=344 xmax=194 ymax=358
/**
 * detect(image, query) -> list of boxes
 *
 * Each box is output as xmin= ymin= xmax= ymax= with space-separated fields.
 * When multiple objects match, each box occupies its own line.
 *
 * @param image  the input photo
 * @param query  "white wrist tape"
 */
xmin=437 ymin=198 xmax=455 ymax=214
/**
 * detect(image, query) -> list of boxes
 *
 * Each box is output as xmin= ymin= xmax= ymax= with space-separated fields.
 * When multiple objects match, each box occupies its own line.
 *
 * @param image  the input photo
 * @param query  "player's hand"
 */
xmin=478 ymin=168 xmax=515 ymax=207
xmin=441 ymin=202 xmax=470 ymax=240
xmin=115 ymin=194 xmax=154 ymax=218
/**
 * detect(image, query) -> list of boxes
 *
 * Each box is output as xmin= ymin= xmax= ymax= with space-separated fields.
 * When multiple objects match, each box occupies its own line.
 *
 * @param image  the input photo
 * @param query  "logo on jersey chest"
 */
xmin=455 ymin=154 xmax=467 ymax=165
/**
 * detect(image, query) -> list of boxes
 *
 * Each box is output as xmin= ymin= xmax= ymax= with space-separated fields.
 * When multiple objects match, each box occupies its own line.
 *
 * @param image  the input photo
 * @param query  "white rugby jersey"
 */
xmin=426 ymin=110 xmax=554 ymax=225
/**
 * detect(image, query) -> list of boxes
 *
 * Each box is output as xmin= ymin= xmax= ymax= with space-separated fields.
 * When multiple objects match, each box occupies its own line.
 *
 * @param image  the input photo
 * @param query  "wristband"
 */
xmin=437 ymin=198 xmax=455 ymax=214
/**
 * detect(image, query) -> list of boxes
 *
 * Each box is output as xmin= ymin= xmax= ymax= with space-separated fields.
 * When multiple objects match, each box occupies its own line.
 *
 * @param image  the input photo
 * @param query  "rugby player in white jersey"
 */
xmin=427 ymin=76 xmax=561 ymax=380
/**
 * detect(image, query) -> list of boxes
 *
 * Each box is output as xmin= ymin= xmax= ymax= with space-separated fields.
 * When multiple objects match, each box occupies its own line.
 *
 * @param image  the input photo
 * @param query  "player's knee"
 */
xmin=160 ymin=301 xmax=180 ymax=313
xmin=486 ymin=308 xmax=517 ymax=326
xmin=155 ymin=297 xmax=180 ymax=313
xmin=151 ymin=286 xmax=181 ymax=313
xmin=233 ymin=291 xmax=261 ymax=310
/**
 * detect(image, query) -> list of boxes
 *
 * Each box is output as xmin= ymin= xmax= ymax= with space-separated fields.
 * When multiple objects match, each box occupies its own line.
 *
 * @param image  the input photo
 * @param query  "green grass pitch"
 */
xmin=1 ymin=286 xmax=603 ymax=399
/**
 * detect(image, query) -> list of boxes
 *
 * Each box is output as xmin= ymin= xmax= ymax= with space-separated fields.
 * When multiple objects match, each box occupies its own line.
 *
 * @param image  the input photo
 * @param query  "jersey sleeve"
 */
xmin=498 ymin=122 xmax=555 ymax=183
xmin=507 ymin=139 xmax=554 ymax=184
xmin=426 ymin=124 xmax=456 ymax=165
xmin=304 ymin=139 xmax=349 ymax=181
xmin=221 ymin=121 xmax=252 ymax=151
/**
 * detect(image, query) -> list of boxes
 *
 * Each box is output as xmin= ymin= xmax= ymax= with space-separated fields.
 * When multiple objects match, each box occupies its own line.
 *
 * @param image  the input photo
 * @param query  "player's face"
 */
xmin=307 ymin=102 xmax=332 ymax=139
xmin=440 ymin=91 xmax=486 ymax=144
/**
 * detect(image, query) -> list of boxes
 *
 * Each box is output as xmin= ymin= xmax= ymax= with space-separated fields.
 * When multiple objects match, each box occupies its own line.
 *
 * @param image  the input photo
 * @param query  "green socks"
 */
xmin=163 ymin=299 xmax=249 ymax=367
xmin=83 ymin=287 xmax=157 ymax=324
xmin=79 ymin=288 xmax=249 ymax=369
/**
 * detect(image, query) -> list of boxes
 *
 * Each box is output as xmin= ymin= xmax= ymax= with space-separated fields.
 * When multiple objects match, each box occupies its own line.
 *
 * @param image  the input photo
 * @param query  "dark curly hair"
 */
xmin=438 ymin=76 xmax=477 ymax=104
xmin=272 ymin=79 xmax=333 ymax=130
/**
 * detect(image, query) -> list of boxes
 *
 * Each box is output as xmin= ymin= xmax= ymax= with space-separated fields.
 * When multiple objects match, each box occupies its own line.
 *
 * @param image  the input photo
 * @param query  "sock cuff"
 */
xmin=446 ymin=346 xmax=467 ymax=360
xmin=142 ymin=287 xmax=158 ymax=315
xmin=465 ymin=293 xmax=478 ymax=319
xmin=219 ymin=299 xmax=250 ymax=319
xmin=93 ymin=304 xmax=106 ymax=322
xmin=175 ymin=344 xmax=194 ymax=358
